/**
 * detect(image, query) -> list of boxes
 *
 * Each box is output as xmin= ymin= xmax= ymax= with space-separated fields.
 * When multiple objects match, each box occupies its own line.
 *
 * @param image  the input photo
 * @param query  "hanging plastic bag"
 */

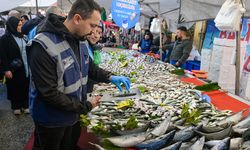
xmin=150 ymin=18 xmax=160 ymax=34
xmin=93 ymin=50 xmax=101 ymax=65
xmin=214 ymin=0 xmax=245 ymax=31
xmin=135 ymin=22 xmax=141 ymax=31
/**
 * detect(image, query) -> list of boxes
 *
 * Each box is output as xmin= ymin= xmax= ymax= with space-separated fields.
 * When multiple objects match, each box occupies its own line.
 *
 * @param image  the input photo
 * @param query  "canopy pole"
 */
xmin=158 ymin=1 xmax=163 ymax=61
xmin=235 ymin=29 xmax=241 ymax=95
xmin=35 ymin=0 xmax=38 ymax=14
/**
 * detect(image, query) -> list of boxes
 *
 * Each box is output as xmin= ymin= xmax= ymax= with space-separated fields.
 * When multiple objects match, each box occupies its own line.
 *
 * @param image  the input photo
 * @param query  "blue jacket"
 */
xmin=139 ymin=39 xmax=152 ymax=53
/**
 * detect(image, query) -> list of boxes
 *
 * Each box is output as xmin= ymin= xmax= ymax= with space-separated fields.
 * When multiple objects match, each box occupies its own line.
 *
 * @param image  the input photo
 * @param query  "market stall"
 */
xmin=23 ymin=50 xmax=250 ymax=150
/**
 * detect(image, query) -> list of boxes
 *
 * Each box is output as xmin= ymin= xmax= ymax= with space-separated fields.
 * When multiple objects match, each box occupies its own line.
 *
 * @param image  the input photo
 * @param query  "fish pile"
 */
xmin=83 ymin=50 xmax=250 ymax=149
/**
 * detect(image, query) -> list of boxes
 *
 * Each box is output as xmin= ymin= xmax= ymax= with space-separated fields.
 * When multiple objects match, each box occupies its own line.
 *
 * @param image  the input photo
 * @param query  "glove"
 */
xmin=111 ymin=76 xmax=131 ymax=92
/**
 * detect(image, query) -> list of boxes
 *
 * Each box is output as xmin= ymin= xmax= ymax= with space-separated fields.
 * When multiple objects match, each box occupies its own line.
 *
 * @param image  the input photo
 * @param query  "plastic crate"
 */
xmin=185 ymin=60 xmax=201 ymax=71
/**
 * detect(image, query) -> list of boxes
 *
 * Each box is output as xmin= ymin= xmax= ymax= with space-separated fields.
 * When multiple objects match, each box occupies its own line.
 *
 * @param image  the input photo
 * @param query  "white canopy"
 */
xmin=0 ymin=0 xmax=56 ymax=12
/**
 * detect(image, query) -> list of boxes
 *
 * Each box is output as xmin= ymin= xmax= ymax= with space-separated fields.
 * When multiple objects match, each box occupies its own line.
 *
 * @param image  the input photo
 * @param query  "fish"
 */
xmin=150 ymin=116 xmax=171 ymax=137
xmin=188 ymin=136 xmax=205 ymax=150
xmin=160 ymin=141 xmax=182 ymax=150
xmin=173 ymin=125 xmax=201 ymax=142
xmin=194 ymin=124 xmax=232 ymax=140
xmin=211 ymin=137 xmax=230 ymax=150
xmin=200 ymin=125 xmax=225 ymax=133
xmin=106 ymin=132 xmax=148 ymax=147
xmin=88 ymin=142 xmax=105 ymax=150
xmin=233 ymin=115 xmax=250 ymax=129
xmin=243 ymin=141 xmax=250 ymax=150
xmin=217 ymin=109 xmax=247 ymax=126
xmin=114 ymin=123 xmax=150 ymax=135
xmin=230 ymin=138 xmax=243 ymax=150
xmin=205 ymin=138 xmax=243 ymax=150
xmin=135 ymin=130 xmax=176 ymax=150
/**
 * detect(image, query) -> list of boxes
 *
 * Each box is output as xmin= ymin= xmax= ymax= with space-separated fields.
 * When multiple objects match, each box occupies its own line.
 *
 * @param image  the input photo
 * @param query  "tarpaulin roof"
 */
xmin=94 ymin=0 xmax=250 ymax=32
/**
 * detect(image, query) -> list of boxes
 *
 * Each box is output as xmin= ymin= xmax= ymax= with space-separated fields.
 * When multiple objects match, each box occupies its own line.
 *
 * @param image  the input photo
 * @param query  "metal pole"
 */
xmin=158 ymin=0 xmax=163 ymax=61
xmin=35 ymin=0 xmax=38 ymax=14
xmin=235 ymin=30 xmax=241 ymax=95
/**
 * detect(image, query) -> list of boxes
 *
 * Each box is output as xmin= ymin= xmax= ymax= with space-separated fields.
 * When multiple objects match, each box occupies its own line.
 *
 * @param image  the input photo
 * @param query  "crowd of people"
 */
xmin=137 ymin=26 xmax=193 ymax=68
xmin=0 ymin=0 xmax=131 ymax=149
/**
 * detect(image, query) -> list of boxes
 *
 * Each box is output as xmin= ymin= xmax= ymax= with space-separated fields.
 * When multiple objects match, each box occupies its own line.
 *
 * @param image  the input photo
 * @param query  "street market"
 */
xmin=0 ymin=0 xmax=250 ymax=150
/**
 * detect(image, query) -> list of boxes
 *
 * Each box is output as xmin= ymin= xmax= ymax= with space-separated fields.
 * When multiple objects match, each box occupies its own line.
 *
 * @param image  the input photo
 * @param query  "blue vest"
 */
xmin=140 ymin=39 xmax=152 ymax=53
xmin=29 ymin=32 xmax=89 ymax=127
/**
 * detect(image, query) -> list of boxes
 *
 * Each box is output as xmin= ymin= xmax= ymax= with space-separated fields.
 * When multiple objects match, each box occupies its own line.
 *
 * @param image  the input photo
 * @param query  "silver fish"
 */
xmin=243 ymin=141 xmax=250 ymax=150
xmin=201 ymin=125 xmax=225 ymax=133
xmin=205 ymin=138 xmax=243 ymax=150
xmin=217 ymin=110 xmax=247 ymax=126
xmin=150 ymin=116 xmax=171 ymax=137
xmin=173 ymin=125 xmax=201 ymax=142
xmin=135 ymin=130 xmax=176 ymax=150
xmin=233 ymin=115 xmax=250 ymax=129
xmin=188 ymin=136 xmax=205 ymax=150
xmin=106 ymin=132 xmax=148 ymax=147
xmin=194 ymin=124 xmax=232 ymax=140
xmin=211 ymin=137 xmax=230 ymax=150
xmin=160 ymin=141 xmax=182 ymax=150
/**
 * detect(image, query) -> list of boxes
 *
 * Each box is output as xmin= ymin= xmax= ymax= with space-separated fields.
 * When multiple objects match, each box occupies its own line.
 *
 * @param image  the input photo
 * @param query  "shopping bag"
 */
xmin=150 ymin=18 xmax=160 ymax=34
xmin=214 ymin=0 xmax=245 ymax=31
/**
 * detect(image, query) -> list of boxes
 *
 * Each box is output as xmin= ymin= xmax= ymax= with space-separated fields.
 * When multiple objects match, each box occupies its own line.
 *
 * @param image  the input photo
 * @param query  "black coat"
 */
xmin=0 ymin=33 xmax=29 ymax=102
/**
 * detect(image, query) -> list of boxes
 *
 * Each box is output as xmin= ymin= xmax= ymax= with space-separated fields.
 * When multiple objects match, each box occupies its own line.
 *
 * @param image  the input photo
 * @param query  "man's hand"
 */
xmin=138 ymin=47 xmax=142 ymax=51
xmin=111 ymin=76 xmax=131 ymax=92
xmin=175 ymin=61 xmax=181 ymax=67
xmin=90 ymin=96 xmax=101 ymax=108
xmin=5 ymin=71 xmax=13 ymax=79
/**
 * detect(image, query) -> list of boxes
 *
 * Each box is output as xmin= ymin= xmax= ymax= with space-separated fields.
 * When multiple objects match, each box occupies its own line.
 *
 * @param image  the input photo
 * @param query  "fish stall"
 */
xmin=80 ymin=50 xmax=250 ymax=150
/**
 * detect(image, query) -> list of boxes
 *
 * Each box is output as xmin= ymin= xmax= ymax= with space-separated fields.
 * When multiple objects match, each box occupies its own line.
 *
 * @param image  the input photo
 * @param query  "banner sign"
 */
xmin=111 ymin=0 xmax=140 ymax=29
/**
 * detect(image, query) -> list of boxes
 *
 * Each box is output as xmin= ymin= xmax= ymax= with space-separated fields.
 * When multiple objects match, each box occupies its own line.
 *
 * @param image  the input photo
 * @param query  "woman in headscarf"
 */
xmin=0 ymin=16 xmax=29 ymax=115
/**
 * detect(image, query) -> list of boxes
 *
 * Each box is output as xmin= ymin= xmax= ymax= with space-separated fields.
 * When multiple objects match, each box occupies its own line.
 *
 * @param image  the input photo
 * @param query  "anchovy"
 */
xmin=211 ymin=137 xmax=230 ymax=150
xmin=188 ymin=136 xmax=205 ymax=150
xmin=150 ymin=116 xmax=171 ymax=137
xmin=135 ymin=130 xmax=176 ymax=150
xmin=194 ymin=124 xmax=232 ymax=140
xmin=106 ymin=132 xmax=148 ymax=147
xmin=160 ymin=141 xmax=182 ymax=150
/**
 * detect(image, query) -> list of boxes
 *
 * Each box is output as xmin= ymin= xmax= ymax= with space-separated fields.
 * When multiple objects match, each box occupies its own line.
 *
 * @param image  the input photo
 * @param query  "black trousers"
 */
xmin=33 ymin=122 xmax=81 ymax=150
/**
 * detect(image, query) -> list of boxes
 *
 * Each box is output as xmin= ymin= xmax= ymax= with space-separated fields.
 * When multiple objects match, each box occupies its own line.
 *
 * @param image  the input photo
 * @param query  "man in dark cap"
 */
xmin=170 ymin=26 xmax=192 ymax=68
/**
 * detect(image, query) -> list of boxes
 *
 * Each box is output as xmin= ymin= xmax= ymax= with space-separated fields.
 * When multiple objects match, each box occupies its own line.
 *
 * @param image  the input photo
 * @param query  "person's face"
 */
xmin=87 ymin=27 xmax=102 ymax=45
xmin=145 ymin=34 xmax=150 ymax=40
xmin=176 ymin=29 xmax=182 ymax=39
xmin=73 ymin=10 xmax=101 ymax=41
xmin=20 ymin=17 xmax=27 ymax=24
xmin=17 ymin=21 xmax=22 ymax=33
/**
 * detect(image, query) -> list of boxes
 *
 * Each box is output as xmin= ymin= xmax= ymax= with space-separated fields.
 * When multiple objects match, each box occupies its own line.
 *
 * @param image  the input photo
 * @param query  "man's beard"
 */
xmin=74 ymin=32 xmax=93 ymax=41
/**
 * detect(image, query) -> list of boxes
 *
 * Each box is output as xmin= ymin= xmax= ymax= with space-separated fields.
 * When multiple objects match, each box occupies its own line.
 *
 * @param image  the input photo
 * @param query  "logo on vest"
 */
xmin=62 ymin=56 xmax=74 ymax=70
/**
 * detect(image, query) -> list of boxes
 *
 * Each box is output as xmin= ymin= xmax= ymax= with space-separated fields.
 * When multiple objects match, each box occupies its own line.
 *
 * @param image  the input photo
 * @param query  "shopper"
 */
xmin=0 ymin=17 xmax=29 ymax=115
xmin=28 ymin=0 xmax=131 ymax=149
xmin=170 ymin=26 xmax=192 ymax=68
xmin=20 ymin=15 xmax=29 ymax=24
xmin=138 ymin=32 xmax=153 ymax=54
xmin=86 ymin=22 xmax=103 ymax=93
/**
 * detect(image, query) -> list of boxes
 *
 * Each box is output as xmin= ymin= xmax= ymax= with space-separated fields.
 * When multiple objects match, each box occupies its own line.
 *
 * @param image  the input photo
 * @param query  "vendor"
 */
xmin=138 ymin=32 xmax=153 ymax=54
xmin=170 ymin=26 xmax=192 ymax=68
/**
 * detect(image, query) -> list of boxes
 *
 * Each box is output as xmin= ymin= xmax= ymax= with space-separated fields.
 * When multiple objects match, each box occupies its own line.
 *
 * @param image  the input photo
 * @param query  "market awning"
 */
xmin=0 ymin=0 xmax=57 ymax=12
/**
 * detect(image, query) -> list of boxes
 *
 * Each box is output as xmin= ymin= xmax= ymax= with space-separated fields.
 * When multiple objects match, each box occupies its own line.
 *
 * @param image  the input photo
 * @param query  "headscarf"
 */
xmin=6 ymin=16 xmax=23 ymax=38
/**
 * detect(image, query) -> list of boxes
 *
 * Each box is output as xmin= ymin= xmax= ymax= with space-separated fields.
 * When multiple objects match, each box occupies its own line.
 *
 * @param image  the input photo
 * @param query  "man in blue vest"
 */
xmin=28 ymin=0 xmax=130 ymax=149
